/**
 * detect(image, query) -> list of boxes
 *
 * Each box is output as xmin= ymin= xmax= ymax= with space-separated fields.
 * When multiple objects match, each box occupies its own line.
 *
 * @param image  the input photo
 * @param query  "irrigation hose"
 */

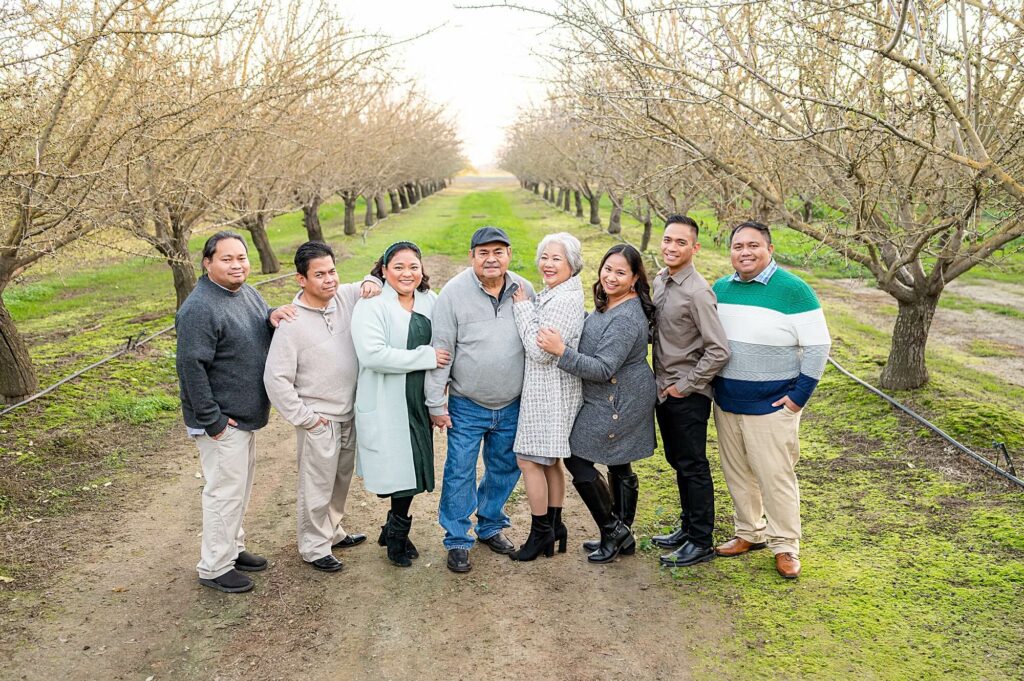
xmin=826 ymin=357 xmax=1024 ymax=489
xmin=0 ymin=271 xmax=295 ymax=419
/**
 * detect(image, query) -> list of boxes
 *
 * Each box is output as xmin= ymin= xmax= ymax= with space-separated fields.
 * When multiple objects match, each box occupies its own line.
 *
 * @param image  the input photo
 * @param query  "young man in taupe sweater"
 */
xmin=263 ymin=241 xmax=379 ymax=572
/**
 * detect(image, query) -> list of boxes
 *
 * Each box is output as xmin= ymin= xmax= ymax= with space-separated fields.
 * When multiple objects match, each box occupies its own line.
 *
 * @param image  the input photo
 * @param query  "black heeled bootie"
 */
xmin=510 ymin=513 xmax=555 ymax=561
xmin=548 ymin=506 xmax=567 ymax=554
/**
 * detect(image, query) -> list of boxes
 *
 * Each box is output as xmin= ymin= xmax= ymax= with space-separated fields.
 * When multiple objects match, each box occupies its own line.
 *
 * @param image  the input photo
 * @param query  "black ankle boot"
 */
xmin=573 ymin=476 xmax=634 ymax=564
xmin=548 ymin=507 xmax=567 ymax=554
xmin=583 ymin=471 xmax=637 ymax=555
xmin=378 ymin=511 xmax=419 ymax=559
xmin=510 ymin=513 xmax=555 ymax=561
xmin=385 ymin=513 xmax=413 ymax=567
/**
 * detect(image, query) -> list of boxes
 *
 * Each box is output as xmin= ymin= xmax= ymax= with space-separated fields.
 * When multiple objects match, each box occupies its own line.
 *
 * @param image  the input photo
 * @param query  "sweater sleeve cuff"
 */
xmin=428 ymin=405 xmax=448 ymax=416
xmin=205 ymin=415 xmax=229 ymax=437
xmin=789 ymin=373 xmax=819 ymax=407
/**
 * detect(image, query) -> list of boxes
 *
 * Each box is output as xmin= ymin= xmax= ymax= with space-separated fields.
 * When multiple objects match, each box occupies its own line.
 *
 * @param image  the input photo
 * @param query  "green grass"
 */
xmin=2 ymin=182 xmax=1023 ymax=679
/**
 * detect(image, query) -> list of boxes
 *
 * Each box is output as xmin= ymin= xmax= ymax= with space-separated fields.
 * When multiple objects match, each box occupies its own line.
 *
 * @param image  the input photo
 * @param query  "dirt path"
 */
xmin=1 ymin=413 xmax=723 ymax=681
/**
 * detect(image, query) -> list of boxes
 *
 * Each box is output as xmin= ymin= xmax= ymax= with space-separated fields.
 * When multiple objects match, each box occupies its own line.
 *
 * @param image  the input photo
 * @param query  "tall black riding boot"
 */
xmin=385 ymin=513 xmax=413 ymax=567
xmin=583 ymin=471 xmax=636 ymax=555
xmin=510 ymin=513 xmax=555 ymax=561
xmin=573 ymin=475 xmax=634 ymax=564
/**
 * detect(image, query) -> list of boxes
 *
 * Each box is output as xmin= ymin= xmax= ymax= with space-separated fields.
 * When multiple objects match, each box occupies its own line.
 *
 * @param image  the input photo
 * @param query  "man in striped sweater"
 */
xmin=711 ymin=221 xmax=831 ymax=579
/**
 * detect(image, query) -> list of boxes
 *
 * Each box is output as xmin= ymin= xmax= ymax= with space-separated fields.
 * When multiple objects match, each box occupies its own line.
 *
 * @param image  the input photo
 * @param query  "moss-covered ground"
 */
xmin=2 ymin=180 xmax=1022 ymax=678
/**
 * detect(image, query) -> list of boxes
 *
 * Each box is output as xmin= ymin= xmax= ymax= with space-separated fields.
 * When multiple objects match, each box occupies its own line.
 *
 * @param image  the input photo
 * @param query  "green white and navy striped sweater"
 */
xmin=711 ymin=261 xmax=831 ymax=415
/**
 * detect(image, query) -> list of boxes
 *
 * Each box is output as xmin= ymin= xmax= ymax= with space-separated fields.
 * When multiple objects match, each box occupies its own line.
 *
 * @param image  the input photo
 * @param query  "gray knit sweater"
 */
xmin=175 ymin=275 xmax=274 ymax=436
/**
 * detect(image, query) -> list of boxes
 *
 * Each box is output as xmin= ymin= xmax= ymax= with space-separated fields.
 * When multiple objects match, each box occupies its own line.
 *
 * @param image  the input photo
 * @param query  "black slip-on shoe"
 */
xmin=332 ymin=533 xmax=367 ymax=549
xmin=478 ymin=532 xmax=515 ymax=555
xmin=446 ymin=548 xmax=471 ymax=573
xmin=651 ymin=526 xmax=689 ymax=549
xmin=199 ymin=569 xmax=253 ymax=593
xmin=659 ymin=541 xmax=715 ymax=568
xmin=305 ymin=555 xmax=344 ymax=572
xmin=234 ymin=550 xmax=268 ymax=572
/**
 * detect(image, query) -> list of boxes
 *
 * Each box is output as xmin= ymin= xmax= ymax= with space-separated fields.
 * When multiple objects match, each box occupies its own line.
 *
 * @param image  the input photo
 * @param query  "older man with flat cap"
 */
xmin=426 ymin=226 xmax=536 ymax=573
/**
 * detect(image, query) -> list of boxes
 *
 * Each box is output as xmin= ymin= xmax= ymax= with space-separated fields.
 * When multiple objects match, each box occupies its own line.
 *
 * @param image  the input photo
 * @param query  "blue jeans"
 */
xmin=438 ymin=395 xmax=522 ymax=550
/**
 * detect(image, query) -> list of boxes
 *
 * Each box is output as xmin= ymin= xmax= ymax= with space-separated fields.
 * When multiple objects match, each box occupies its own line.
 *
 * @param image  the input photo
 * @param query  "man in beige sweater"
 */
xmin=264 ymin=241 xmax=380 ymax=572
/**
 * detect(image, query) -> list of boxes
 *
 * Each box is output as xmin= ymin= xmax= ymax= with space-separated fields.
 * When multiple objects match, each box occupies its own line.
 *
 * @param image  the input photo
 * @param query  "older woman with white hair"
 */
xmin=508 ymin=232 xmax=585 ymax=561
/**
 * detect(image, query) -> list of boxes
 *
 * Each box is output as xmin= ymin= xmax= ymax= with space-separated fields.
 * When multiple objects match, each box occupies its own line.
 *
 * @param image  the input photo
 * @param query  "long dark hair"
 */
xmin=370 ymin=241 xmax=431 ymax=292
xmin=593 ymin=244 xmax=655 ymax=326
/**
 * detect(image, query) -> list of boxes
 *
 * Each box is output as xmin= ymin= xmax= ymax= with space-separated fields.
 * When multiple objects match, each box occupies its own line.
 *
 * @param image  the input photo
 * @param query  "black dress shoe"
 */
xmin=306 ymin=555 xmax=343 ymax=572
xmin=651 ymin=526 xmax=688 ymax=549
xmin=446 ymin=548 xmax=471 ymax=573
xmin=234 ymin=550 xmax=268 ymax=572
xmin=659 ymin=541 xmax=715 ymax=568
xmin=478 ymin=532 xmax=515 ymax=555
xmin=332 ymin=533 xmax=367 ymax=549
xmin=199 ymin=569 xmax=253 ymax=593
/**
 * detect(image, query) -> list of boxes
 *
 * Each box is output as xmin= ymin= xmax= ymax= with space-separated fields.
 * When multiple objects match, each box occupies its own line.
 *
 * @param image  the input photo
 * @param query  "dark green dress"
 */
xmin=386 ymin=311 xmax=435 ymax=499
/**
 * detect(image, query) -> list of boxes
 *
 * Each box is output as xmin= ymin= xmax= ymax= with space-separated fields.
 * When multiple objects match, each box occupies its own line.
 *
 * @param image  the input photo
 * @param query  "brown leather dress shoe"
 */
xmin=775 ymin=552 xmax=801 ymax=579
xmin=715 ymin=536 xmax=768 ymax=557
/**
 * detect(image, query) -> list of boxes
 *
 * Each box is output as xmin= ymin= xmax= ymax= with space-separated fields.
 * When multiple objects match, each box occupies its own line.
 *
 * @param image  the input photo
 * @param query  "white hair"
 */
xmin=536 ymin=232 xmax=583 ymax=276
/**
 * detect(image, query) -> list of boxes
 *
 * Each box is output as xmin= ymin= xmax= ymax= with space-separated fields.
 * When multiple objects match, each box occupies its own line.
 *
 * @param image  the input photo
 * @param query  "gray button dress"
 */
xmin=557 ymin=297 xmax=657 ymax=465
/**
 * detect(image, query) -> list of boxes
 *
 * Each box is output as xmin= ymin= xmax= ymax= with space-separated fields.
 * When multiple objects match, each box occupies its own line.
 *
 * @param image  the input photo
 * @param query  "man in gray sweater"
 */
xmin=263 ymin=241 xmax=380 ymax=573
xmin=176 ymin=231 xmax=292 ymax=593
xmin=426 ymin=227 xmax=535 ymax=573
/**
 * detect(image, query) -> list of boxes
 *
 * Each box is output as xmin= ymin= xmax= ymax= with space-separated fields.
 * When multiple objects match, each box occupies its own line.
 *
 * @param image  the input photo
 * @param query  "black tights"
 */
xmin=390 ymin=494 xmax=414 ymax=518
xmin=564 ymin=455 xmax=633 ymax=483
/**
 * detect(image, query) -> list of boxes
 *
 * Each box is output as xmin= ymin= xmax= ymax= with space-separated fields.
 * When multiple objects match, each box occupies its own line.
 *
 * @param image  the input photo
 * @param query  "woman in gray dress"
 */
xmin=536 ymin=244 xmax=657 ymax=563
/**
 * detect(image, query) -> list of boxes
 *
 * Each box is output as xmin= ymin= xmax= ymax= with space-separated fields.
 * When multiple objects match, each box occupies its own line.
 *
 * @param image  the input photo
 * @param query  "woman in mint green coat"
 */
xmin=351 ymin=242 xmax=450 ymax=567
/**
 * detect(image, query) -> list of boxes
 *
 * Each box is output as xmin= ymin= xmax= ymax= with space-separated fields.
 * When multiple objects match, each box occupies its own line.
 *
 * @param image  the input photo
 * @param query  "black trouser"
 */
xmin=564 ymin=455 xmax=633 ymax=483
xmin=655 ymin=393 xmax=714 ymax=548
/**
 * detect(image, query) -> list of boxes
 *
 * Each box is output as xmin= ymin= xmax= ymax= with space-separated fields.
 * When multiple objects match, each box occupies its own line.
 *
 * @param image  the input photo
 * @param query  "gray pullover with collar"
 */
xmin=425 ymin=268 xmax=535 ymax=414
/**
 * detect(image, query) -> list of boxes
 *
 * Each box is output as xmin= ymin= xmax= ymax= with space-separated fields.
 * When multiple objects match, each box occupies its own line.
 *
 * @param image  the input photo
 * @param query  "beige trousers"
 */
xmin=195 ymin=426 xmax=256 ymax=580
xmin=296 ymin=419 xmax=357 ymax=562
xmin=714 ymin=405 xmax=802 ymax=556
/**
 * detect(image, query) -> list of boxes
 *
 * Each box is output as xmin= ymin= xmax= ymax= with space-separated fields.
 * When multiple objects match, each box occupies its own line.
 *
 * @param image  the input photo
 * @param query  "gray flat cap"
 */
xmin=470 ymin=226 xmax=511 ymax=248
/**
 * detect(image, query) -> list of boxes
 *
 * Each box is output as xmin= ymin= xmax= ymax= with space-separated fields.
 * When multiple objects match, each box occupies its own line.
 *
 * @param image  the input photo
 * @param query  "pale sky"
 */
xmin=342 ymin=1 xmax=554 ymax=168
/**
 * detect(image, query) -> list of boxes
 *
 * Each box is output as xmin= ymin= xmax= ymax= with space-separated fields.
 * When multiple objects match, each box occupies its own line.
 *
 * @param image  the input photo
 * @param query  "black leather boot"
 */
xmin=378 ymin=511 xmax=419 ymax=559
xmin=385 ymin=513 xmax=413 ymax=567
xmin=548 ymin=507 xmax=567 ymax=554
xmin=573 ymin=476 xmax=634 ymax=564
xmin=510 ymin=513 xmax=555 ymax=561
xmin=583 ymin=470 xmax=636 ymax=555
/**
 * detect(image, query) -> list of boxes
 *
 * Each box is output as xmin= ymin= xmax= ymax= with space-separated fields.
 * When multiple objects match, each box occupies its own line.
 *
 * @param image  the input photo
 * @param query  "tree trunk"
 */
xmin=641 ymin=212 xmax=653 ymax=251
xmin=574 ymin=191 xmax=583 ymax=217
xmin=364 ymin=195 xmax=375 ymax=227
xmin=532 ymin=182 xmax=539 ymax=194
xmin=389 ymin=190 xmax=402 ymax=213
xmin=608 ymin=201 xmax=622 ymax=235
xmin=879 ymin=294 xmax=940 ymax=390
xmin=343 ymin=195 xmax=357 ymax=236
xmin=555 ymin=187 xmax=565 ymax=208
xmin=169 ymin=251 xmax=197 ymax=309
xmin=242 ymin=215 xmax=280 ymax=274
xmin=406 ymin=183 xmax=419 ymax=205
xmin=302 ymin=197 xmax=324 ymax=242
xmin=588 ymin=192 xmax=602 ymax=226
xmin=0 ymin=291 xmax=37 ymax=402
xmin=398 ymin=186 xmax=410 ymax=209
xmin=375 ymin=193 xmax=387 ymax=219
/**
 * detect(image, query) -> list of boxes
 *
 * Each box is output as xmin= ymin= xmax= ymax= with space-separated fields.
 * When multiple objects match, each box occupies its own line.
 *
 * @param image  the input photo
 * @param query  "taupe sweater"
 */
xmin=263 ymin=285 xmax=363 ymax=428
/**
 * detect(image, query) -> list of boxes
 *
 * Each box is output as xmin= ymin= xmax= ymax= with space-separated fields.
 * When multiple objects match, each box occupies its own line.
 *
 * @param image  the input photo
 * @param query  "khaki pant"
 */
xmin=714 ymin=405 xmax=802 ymax=556
xmin=296 ymin=419 xmax=357 ymax=562
xmin=195 ymin=426 xmax=256 ymax=580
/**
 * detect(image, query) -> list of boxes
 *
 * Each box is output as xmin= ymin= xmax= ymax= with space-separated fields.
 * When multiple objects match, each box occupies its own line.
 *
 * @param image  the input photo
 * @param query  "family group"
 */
xmin=174 ymin=217 xmax=830 ymax=593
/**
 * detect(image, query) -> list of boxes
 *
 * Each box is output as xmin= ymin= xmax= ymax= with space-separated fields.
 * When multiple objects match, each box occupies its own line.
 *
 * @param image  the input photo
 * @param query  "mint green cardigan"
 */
xmin=351 ymin=284 xmax=438 ymax=494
